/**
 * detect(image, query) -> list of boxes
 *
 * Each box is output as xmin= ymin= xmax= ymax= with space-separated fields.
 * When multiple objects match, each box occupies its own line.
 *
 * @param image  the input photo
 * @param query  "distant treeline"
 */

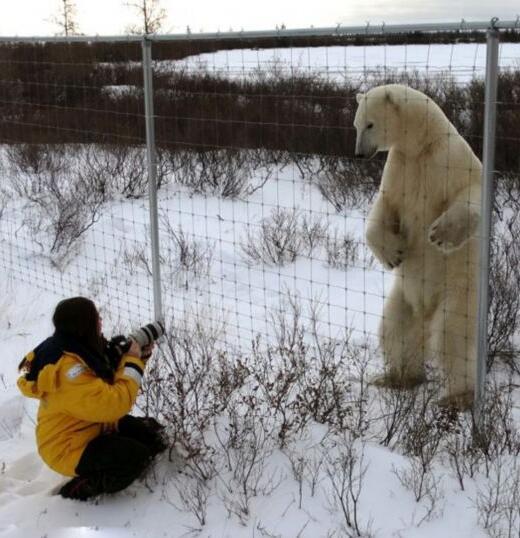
xmin=0 ymin=31 xmax=519 ymax=174
xmin=1 ymin=28 xmax=519 ymax=62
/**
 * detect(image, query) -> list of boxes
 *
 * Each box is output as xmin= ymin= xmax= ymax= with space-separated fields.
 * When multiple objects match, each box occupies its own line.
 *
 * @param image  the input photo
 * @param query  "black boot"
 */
xmin=59 ymin=476 xmax=102 ymax=501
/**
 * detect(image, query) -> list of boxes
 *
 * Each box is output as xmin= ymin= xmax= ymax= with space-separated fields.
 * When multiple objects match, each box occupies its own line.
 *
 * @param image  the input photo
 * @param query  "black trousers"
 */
xmin=73 ymin=415 xmax=163 ymax=495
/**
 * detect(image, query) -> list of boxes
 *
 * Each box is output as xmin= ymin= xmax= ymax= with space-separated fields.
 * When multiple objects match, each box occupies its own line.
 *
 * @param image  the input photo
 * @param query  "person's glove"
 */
xmin=141 ymin=342 xmax=155 ymax=362
xmin=105 ymin=335 xmax=132 ymax=369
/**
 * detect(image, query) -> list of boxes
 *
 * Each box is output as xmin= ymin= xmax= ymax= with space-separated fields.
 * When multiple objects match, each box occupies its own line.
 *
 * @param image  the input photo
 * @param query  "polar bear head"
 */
xmin=353 ymin=84 xmax=447 ymax=158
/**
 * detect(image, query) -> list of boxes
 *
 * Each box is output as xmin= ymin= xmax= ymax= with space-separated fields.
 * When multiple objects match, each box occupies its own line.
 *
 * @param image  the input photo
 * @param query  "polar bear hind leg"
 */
xmin=429 ymin=294 xmax=476 ymax=410
xmin=374 ymin=280 xmax=428 ymax=389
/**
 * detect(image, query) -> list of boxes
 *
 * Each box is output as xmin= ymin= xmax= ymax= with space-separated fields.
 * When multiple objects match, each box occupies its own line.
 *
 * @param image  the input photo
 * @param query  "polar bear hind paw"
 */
xmin=370 ymin=370 xmax=426 ymax=389
xmin=437 ymin=391 xmax=474 ymax=412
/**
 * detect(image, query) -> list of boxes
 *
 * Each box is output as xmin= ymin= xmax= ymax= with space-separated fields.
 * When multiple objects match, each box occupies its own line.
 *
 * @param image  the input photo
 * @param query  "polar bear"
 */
xmin=354 ymin=84 xmax=481 ymax=409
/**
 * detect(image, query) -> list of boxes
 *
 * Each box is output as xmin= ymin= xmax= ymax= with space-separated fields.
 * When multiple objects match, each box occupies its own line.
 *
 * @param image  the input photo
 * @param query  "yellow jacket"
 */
xmin=18 ymin=344 xmax=146 ymax=477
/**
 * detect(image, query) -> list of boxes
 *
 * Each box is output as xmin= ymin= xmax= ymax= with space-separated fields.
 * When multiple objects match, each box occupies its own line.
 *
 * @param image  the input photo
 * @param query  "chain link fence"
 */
xmin=0 ymin=20 xmax=519 ymax=410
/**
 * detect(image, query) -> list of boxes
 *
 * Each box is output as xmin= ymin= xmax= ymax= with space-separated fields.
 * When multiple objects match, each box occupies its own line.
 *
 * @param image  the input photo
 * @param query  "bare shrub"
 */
xmin=262 ymin=149 xmax=292 ymax=172
xmin=316 ymin=157 xmax=380 ymax=213
xmin=121 ymin=220 xmax=214 ymax=290
xmin=122 ymin=241 xmax=153 ymax=278
xmin=284 ymin=442 xmax=325 ymax=509
xmin=8 ymin=146 xmax=103 ymax=267
xmin=495 ymin=173 xmax=520 ymax=215
xmin=393 ymin=459 xmax=444 ymax=526
xmin=399 ymin=385 xmax=450 ymax=459
xmin=305 ymin=447 xmax=325 ymax=498
xmin=376 ymin=375 xmax=451 ymax=452
xmin=160 ymin=216 xmax=214 ymax=290
xmin=326 ymin=230 xmax=359 ymax=269
xmin=250 ymin=333 xmax=305 ymax=447
xmin=241 ymin=208 xmax=302 ymax=266
xmin=476 ymin=455 xmax=520 ymax=538
xmin=471 ymin=375 xmax=520 ymax=477
xmin=488 ymin=206 xmax=520 ymax=370
xmin=443 ymin=373 xmax=520 ymax=493
xmin=443 ymin=412 xmax=482 ymax=491
xmin=250 ymin=295 xmax=368 ymax=447
xmin=324 ymin=434 xmax=373 ymax=538
xmin=385 ymin=384 xmax=449 ymax=525
xmin=79 ymin=144 xmax=170 ymax=200
xmin=377 ymin=385 xmax=422 ymax=449
xmin=139 ymin=313 xmax=248 ymax=478
xmin=33 ymin=180 xmax=102 ymax=267
xmin=249 ymin=295 xmax=313 ymax=446
xmin=299 ymin=214 xmax=329 ymax=256
xmin=241 ymin=209 xmax=335 ymax=266
xmin=295 ymin=331 xmax=356 ymax=432
xmin=284 ymin=447 xmax=307 ymax=510
xmin=6 ymin=143 xmax=67 ymax=176
xmin=291 ymin=153 xmax=326 ymax=181
xmin=215 ymin=406 xmax=282 ymax=526
xmin=6 ymin=143 xmax=172 ymax=202
xmin=141 ymin=316 xmax=221 ymax=463
xmin=173 ymin=149 xmax=269 ymax=199
xmin=167 ymin=469 xmax=210 ymax=530
xmin=0 ymin=188 xmax=10 ymax=220
xmin=348 ymin=340 xmax=375 ymax=439
xmin=287 ymin=297 xmax=350 ymax=432
xmin=317 ymin=171 xmax=352 ymax=214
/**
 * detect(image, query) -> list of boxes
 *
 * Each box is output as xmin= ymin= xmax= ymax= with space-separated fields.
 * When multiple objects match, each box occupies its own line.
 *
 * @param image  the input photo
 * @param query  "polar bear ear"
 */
xmin=384 ymin=89 xmax=399 ymax=109
xmin=356 ymin=93 xmax=364 ymax=104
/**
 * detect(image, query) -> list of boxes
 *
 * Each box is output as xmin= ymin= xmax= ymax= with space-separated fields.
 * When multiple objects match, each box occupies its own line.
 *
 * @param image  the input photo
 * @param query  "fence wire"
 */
xmin=0 ymin=24 xmax=519 ymax=406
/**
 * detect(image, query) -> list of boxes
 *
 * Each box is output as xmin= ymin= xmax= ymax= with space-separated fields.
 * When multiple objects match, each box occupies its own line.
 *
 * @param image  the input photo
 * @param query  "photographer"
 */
xmin=17 ymin=297 xmax=167 ymax=501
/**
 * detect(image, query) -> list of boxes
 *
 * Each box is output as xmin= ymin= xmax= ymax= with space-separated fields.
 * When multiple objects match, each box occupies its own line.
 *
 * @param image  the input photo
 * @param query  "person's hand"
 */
xmin=141 ymin=342 xmax=155 ymax=361
xmin=126 ymin=339 xmax=142 ymax=359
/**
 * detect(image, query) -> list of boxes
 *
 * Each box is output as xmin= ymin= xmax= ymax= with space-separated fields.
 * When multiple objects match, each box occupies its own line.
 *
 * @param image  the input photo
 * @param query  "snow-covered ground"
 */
xmin=1 ymin=153 xmax=519 ymax=538
xmin=1 ymin=41 xmax=519 ymax=538
xmin=0 ymin=147 xmax=386 ymax=350
xmin=161 ymin=42 xmax=520 ymax=83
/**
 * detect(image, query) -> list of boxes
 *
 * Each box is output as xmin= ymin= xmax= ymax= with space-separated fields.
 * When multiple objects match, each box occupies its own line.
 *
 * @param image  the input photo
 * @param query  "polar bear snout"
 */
xmin=355 ymin=147 xmax=378 ymax=160
xmin=354 ymin=132 xmax=377 ymax=159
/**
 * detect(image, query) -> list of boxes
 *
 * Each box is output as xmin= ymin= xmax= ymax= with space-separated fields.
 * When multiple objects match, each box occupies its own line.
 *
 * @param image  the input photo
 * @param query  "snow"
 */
xmin=101 ymin=85 xmax=141 ymax=98
xmin=159 ymin=42 xmax=520 ymax=83
xmin=0 ymin=40 xmax=519 ymax=538
xmin=0 ymin=159 xmax=514 ymax=537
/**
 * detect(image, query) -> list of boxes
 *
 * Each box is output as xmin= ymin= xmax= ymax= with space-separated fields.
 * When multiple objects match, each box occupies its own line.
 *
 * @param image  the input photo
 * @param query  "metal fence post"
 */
xmin=142 ymin=36 xmax=164 ymax=322
xmin=475 ymin=20 xmax=500 ymax=416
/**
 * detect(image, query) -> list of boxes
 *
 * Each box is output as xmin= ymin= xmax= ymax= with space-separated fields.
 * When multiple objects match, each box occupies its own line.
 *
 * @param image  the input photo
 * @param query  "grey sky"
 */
xmin=0 ymin=0 xmax=518 ymax=36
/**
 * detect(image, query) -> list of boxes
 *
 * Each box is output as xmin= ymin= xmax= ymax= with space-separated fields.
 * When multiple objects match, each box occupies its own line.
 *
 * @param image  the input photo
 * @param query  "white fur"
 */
xmin=354 ymin=85 xmax=481 ymax=404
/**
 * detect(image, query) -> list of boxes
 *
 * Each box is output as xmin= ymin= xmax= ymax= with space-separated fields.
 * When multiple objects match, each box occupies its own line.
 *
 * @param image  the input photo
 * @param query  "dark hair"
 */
xmin=52 ymin=297 xmax=104 ymax=355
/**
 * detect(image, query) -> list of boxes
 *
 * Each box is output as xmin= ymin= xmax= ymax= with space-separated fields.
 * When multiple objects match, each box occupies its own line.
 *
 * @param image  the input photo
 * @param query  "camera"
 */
xmin=105 ymin=321 xmax=165 ymax=368
xmin=129 ymin=321 xmax=165 ymax=348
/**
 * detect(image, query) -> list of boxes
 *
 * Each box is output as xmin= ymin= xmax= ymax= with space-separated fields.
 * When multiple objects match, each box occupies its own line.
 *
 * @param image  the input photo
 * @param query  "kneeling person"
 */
xmin=17 ymin=297 xmax=167 ymax=500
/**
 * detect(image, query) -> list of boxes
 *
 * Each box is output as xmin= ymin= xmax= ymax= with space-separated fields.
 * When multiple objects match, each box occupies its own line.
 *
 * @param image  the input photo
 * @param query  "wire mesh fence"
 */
xmin=0 ymin=39 xmax=155 ymax=330
xmin=0 ymin=21 xmax=519 ymax=408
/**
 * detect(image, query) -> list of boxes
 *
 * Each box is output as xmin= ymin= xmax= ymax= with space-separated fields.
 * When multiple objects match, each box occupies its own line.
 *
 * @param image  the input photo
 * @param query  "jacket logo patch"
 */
xmin=66 ymin=364 xmax=86 ymax=380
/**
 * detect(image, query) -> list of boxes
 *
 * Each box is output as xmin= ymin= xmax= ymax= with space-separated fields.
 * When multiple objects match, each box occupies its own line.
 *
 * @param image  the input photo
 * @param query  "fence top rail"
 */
xmin=0 ymin=18 xmax=518 ymax=45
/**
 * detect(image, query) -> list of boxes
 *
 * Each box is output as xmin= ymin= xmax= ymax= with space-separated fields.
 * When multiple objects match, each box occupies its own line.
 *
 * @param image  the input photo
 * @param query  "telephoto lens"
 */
xmin=129 ymin=320 xmax=165 ymax=348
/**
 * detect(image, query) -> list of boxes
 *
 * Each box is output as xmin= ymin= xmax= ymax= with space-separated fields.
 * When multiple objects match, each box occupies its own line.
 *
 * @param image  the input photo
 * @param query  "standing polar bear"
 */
xmin=354 ymin=84 xmax=481 ymax=409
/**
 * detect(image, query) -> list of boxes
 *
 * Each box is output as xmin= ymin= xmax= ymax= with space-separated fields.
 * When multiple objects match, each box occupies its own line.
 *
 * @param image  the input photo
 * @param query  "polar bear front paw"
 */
xmin=428 ymin=207 xmax=479 ymax=254
xmin=367 ymin=231 xmax=406 ymax=270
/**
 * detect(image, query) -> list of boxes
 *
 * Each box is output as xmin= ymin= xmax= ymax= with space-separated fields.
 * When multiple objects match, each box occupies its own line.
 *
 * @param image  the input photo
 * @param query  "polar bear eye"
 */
xmin=366 ymin=123 xmax=374 ymax=129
